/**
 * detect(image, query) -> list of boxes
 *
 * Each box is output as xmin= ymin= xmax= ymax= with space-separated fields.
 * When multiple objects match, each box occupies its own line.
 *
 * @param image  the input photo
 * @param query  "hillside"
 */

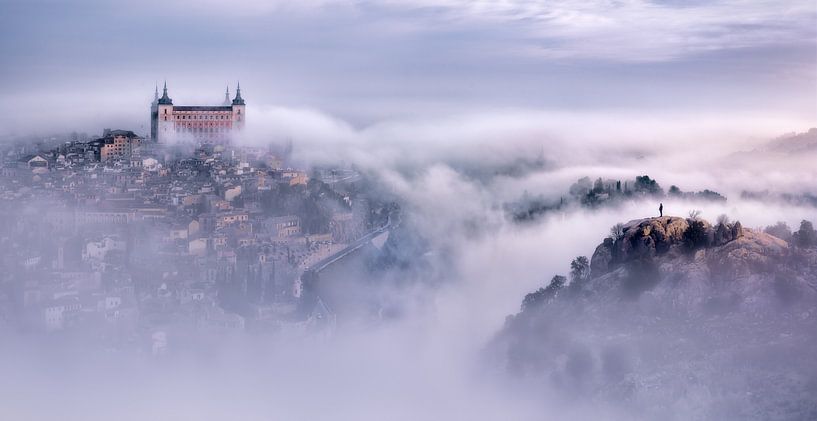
xmin=763 ymin=128 xmax=817 ymax=154
xmin=494 ymin=216 xmax=817 ymax=420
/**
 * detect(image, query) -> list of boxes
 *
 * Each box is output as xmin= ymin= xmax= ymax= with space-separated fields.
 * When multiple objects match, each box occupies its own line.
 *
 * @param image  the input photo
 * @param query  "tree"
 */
xmin=688 ymin=209 xmax=702 ymax=219
xmin=683 ymin=219 xmax=709 ymax=250
xmin=716 ymin=214 xmax=730 ymax=226
xmin=593 ymin=177 xmax=604 ymax=193
xmin=633 ymin=175 xmax=663 ymax=195
xmin=668 ymin=185 xmax=682 ymax=196
xmin=570 ymin=177 xmax=592 ymax=196
xmin=793 ymin=220 xmax=816 ymax=248
xmin=521 ymin=275 xmax=566 ymax=311
xmin=570 ymin=256 xmax=590 ymax=284
xmin=764 ymin=221 xmax=792 ymax=242
xmin=609 ymin=223 xmax=625 ymax=241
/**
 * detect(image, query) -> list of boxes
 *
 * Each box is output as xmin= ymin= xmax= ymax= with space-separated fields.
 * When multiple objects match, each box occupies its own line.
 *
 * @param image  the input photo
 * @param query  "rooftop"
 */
xmin=173 ymin=106 xmax=234 ymax=112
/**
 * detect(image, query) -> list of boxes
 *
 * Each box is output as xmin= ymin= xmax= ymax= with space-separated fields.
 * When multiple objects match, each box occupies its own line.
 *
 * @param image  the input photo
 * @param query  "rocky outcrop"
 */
xmin=615 ymin=217 xmax=690 ymax=262
xmin=591 ymin=216 xmax=749 ymax=278
xmin=712 ymin=220 xmax=744 ymax=246
xmin=560 ymin=216 xmax=817 ymax=310
xmin=590 ymin=237 xmax=613 ymax=275
xmin=497 ymin=216 xmax=817 ymax=420
xmin=706 ymin=228 xmax=787 ymax=280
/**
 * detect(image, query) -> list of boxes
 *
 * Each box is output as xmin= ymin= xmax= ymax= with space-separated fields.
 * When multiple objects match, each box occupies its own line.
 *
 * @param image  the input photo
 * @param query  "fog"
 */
xmin=3 ymin=116 xmax=816 ymax=419
xmin=2 ymin=0 xmax=817 ymax=420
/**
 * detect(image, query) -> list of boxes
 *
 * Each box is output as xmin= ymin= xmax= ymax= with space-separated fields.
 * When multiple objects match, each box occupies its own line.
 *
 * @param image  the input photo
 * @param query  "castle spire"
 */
xmin=158 ymin=80 xmax=173 ymax=105
xmin=224 ymin=85 xmax=231 ymax=105
xmin=154 ymin=83 xmax=159 ymax=101
xmin=232 ymin=81 xmax=245 ymax=105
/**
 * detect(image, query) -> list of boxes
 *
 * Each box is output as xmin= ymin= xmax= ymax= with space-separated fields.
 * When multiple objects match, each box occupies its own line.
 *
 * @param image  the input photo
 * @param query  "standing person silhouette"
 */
xmin=659 ymin=203 xmax=663 ymax=217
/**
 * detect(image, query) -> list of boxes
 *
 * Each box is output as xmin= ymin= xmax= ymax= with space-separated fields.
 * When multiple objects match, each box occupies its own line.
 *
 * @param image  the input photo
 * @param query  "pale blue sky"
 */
xmin=0 ymin=0 xmax=814 ymax=136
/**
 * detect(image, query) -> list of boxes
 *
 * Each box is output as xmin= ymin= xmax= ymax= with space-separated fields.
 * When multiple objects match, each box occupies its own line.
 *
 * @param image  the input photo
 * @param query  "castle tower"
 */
xmin=156 ymin=81 xmax=174 ymax=141
xmin=231 ymin=82 xmax=246 ymax=131
xmin=150 ymin=84 xmax=159 ymax=140
xmin=223 ymin=85 xmax=231 ymax=106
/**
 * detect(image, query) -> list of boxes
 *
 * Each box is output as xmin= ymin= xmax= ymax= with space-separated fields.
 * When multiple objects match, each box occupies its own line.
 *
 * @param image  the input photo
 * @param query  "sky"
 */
xmin=0 ymin=0 xmax=815 ymax=137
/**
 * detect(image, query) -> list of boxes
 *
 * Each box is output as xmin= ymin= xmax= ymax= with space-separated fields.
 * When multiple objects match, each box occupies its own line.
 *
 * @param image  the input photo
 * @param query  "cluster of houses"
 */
xmin=0 ymin=130 xmax=379 ymax=353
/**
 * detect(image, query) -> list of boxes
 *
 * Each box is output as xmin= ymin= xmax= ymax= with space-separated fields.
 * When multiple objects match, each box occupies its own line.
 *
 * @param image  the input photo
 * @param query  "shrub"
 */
xmin=793 ymin=220 xmax=816 ymax=248
xmin=609 ymin=223 xmax=625 ymax=241
xmin=683 ymin=219 xmax=709 ymax=250
xmin=764 ymin=222 xmax=792 ymax=242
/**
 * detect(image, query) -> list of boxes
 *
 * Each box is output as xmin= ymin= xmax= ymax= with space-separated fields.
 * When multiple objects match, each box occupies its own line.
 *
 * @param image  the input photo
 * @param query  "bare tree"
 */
xmin=609 ymin=223 xmax=625 ymax=241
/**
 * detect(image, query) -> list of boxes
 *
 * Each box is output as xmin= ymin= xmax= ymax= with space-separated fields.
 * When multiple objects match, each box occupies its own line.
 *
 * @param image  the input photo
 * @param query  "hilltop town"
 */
xmin=0 ymin=121 xmax=397 ymax=353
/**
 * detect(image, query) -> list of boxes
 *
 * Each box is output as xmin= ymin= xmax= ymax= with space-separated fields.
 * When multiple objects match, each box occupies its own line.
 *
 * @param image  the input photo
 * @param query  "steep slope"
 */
xmin=495 ymin=217 xmax=817 ymax=420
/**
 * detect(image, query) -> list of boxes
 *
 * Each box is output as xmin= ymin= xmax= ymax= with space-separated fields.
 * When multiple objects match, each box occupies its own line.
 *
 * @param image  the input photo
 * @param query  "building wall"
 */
xmin=157 ymin=104 xmax=174 ymax=141
xmin=100 ymin=134 xmax=140 ymax=162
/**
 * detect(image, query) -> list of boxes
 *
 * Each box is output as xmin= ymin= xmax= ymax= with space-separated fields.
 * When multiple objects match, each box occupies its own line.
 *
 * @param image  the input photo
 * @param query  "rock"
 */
xmin=712 ymin=221 xmax=744 ymax=246
xmin=732 ymin=221 xmax=743 ymax=239
xmin=613 ymin=217 xmax=689 ymax=263
xmin=712 ymin=223 xmax=732 ymax=246
xmin=590 ymin=237 xmax=614 ymax=276
xmin=706 ymin=229 xmax=789 ymax=280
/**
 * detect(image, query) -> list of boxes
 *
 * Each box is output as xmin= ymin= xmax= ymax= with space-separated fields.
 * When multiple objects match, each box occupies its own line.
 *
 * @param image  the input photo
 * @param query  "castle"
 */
xmin=150 ymin=82 xmax=246 ymax=143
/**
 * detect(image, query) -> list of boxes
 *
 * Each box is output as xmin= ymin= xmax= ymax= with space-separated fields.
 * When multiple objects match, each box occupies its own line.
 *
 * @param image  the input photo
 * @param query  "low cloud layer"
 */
xmin=2 ymin=1 xmax=816 ymax=419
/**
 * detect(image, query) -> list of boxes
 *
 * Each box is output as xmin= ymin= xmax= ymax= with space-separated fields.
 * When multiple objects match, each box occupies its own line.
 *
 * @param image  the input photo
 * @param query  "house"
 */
xmin=216 ymin=211 xmax=249 ymax=229
xmin=83 ymin=236 xmax=126 ymax=261
xmin=264 ymin=215 xmax=301 ymax=238
xmin=20 ymin=154 xmax=51 ymax=173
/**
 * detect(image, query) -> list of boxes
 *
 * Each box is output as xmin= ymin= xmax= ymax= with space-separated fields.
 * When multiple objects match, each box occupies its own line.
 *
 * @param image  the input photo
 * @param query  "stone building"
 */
xmin=91 ymin=129 xmax=142 ymax=163
xmin=150 ymin=82 xmax=246 ymax=143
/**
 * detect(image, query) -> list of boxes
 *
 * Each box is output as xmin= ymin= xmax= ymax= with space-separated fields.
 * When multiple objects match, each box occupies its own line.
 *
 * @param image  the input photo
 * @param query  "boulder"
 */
xmin=613 ymin=217 xmax=689 ymax=263
xmin=590 ymin=237 xmax=614 ymax=276
xmin=712 ymin=221 xmax=744 ymax=246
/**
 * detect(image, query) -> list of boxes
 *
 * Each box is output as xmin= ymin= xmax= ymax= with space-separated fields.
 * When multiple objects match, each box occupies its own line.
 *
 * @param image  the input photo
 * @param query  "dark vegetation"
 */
xmin=507 ymin=174 xmax=726 ymax=222
xmin=764 ymin=220 xmax=817 ymax=248
xmin=683 ymin=219 xmax=710 ymax=250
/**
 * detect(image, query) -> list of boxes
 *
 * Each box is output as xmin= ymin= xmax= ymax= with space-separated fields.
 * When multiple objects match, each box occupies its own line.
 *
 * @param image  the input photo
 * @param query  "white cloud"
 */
xmin=161 ymin=0 xmax=817 ymax=62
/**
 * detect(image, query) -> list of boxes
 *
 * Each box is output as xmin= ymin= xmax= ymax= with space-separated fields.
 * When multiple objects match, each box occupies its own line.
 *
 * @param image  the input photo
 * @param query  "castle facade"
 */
xmin=150 ymin=82 xmax=245 ymax=142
